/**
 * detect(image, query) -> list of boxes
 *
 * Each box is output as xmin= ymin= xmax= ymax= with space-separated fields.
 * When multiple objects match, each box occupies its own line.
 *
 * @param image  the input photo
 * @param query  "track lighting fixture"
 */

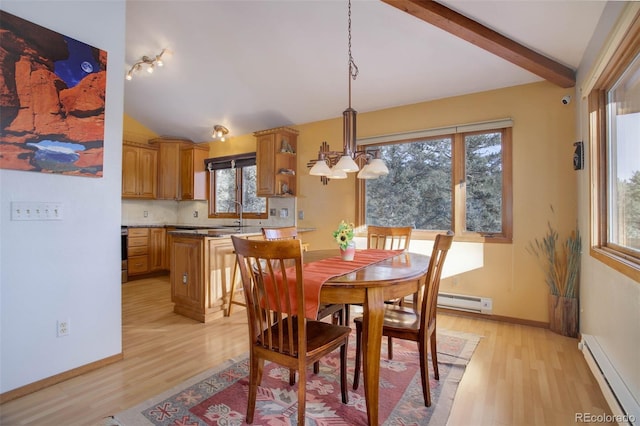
xmin=212 ymin=125 xmax=229 ymax=142
xmin=125 ymin=48 xmax=167 ymax=81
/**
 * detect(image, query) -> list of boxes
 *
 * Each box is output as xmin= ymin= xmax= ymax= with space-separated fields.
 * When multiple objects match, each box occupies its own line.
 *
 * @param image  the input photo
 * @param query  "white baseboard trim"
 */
xmin=580 ymin=334 xmax=638 ymax=425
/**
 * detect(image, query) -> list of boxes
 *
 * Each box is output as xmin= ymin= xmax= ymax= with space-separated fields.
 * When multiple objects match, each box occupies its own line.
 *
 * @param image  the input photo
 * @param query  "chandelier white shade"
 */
xmin=367 ymin=158 xmax=389 ymax=176
xmin=330 ymin=168 xmax=348 ymax=179
xmin=309 ymin=158 xmax=332 ymax=176
xmin=334 ymin=154 xmax=359 ymax=173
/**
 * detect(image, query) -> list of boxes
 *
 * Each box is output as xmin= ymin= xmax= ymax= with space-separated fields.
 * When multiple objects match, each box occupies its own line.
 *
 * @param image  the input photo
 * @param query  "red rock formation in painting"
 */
xmin=0 ymin=11 xmax=106 ymax=177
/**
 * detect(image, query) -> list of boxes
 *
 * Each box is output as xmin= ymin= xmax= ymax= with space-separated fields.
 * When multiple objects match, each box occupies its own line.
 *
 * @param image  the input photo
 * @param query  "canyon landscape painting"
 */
xmin=0 ymin=10 xmax=107 ymax=177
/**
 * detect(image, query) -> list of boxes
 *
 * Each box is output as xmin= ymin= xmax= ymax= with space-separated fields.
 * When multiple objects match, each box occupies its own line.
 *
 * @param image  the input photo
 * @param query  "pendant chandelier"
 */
xmin=307 ymin=0 xmax=388 ymax=184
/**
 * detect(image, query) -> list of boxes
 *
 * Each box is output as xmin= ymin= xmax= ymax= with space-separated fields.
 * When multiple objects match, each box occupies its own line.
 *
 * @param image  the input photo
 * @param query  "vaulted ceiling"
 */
xmin=124 ymin=0 xmax=607 ymax=143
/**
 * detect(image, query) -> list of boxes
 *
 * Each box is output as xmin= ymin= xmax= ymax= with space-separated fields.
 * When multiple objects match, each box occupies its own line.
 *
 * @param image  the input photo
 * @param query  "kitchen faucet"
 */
xmin=233 ymin=201 xmax=244 ymax=227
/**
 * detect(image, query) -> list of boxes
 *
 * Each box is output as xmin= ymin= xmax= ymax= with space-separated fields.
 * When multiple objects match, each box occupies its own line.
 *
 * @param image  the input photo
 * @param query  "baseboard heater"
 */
xmin=580 ymin=334 xmax=639 ymax=425
xmin=437 ymin=292 xmax=492 ymax=314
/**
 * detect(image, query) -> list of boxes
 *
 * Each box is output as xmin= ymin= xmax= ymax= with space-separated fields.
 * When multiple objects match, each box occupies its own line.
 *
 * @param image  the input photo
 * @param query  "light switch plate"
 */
xmin=11 ymin=201 xmax=63 ymax=221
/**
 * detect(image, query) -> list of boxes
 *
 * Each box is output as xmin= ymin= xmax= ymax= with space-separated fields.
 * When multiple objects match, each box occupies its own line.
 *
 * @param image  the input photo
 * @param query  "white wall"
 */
xmin=576 ymin=2 xmax=640 ymax=414
xmin=0 ymin=1 xmax=126 ymax=393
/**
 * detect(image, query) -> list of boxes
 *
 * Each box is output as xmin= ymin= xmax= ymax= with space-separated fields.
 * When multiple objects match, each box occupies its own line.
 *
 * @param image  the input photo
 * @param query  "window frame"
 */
xmin=207 ymin=154 xmax=268 ymax=220
xmin=356 ymin=125 xmax=512 ymax=243
xmin=589 ymin=12 xmax=640 ymax=281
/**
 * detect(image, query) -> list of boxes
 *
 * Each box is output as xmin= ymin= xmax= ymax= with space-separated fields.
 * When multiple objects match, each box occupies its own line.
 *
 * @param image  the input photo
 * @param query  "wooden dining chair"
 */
xmin=226 ymin=227 xmax=312 ymax=317
xmin=231 ymin=236 xmax=350 ymax=424
xmin=262 ymin=227 xmax=345 ymax=323
xmin=345 ymin=225 xmax=413 ymax=325
xmin=262 ymin=226 xmax=346 ymax=378
xmin=367 ymin=225 xmax=413 ymax=251
xmin=352 ymin=233 xmax=453 ymax=407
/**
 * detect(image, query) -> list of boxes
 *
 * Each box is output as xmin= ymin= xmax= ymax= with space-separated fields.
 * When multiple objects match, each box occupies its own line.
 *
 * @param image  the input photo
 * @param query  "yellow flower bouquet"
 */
xmin=333 ymin=220 xmax=354 ymax=250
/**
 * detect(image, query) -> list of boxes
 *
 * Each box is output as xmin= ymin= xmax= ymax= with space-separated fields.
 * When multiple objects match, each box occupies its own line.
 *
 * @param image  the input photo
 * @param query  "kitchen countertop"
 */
xmin=123 ymin=225 xmax=315 ymax=239
xmin=167 ymin=227 xmax=264 ymax=238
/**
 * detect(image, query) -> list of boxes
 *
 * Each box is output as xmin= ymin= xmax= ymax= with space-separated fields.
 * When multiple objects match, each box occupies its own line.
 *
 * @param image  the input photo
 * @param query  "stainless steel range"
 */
xmin=121 ymin=227 xmax=128 ymax=283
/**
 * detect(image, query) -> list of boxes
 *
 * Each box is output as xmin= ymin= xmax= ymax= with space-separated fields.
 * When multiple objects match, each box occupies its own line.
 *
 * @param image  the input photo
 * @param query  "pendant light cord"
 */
xmin=348 ymin=0 xmax=359 ymax=109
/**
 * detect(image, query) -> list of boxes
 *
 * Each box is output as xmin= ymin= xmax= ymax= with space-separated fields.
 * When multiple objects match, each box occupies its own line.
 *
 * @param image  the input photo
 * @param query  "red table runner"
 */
xmin=265 ymin=249 xmax=402 ymax=319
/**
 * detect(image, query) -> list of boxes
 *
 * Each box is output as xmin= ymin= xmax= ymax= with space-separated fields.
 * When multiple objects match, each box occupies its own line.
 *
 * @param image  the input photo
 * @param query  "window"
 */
xmin=590 ymin=15 xmax=640 ymax=280
xmin=357 ymin=123 xmax=512 ymax=242
xmin=207 ymin=153 xmax=267 ymax=219
xmin=465 ymin=131 xmax=505 ymax=234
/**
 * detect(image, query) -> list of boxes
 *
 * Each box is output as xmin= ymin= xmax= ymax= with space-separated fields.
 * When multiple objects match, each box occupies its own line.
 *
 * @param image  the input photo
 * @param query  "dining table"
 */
xmin=303 ymin=249 xmax=431 ymax=426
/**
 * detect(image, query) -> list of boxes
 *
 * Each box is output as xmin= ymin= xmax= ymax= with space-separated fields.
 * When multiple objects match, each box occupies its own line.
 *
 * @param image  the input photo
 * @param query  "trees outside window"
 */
xmin=359 ymin=127 xmax=512 ymax=242
xmin=465 ymin=132 xmax=504 ymax=234
xmin=365 ymin=137 xmax=452 ymax=230
xmin=208 ymin=155 xmax=267 ymax=219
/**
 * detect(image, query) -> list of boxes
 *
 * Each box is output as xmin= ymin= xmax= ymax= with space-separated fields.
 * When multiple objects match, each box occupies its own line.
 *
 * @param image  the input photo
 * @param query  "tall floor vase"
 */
xmin=548 ymin=294 xmax=578 ymax=337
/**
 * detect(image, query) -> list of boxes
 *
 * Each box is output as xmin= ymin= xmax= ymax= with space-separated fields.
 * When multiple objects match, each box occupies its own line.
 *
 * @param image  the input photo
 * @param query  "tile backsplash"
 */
xmin=122 ymin=197 xmax=296 ymax=228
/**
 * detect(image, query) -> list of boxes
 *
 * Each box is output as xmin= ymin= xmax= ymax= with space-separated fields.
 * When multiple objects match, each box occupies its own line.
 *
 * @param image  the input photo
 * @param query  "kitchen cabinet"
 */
xmin=122 ymin=142 xmax=158 ymax=199
xmin=149 ymin=227 xmax=167 ymax=271
xmin=169 ymin=233 xmax=262 ymax=322
xmin=127 ymin=227 xmax=167 ymax=277
xmin=127 ymin=227 xmax=150 ymax=275
xmin=154 ymin=140 xmax=181 ymax=200
xmin=150 ymin=137 xmax=209 ymax=201
xmin=171 ymin=236 xmax=203 ymax=319
xmin=254 ymin=127 xmax=298 ymax=197
xmin=180 ymin=144 xmax=209 ymax=200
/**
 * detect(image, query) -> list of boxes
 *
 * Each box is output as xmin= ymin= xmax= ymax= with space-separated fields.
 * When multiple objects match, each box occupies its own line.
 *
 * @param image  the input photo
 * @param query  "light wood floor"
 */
xmin=0 ymin=276 xmax=613 ymax=425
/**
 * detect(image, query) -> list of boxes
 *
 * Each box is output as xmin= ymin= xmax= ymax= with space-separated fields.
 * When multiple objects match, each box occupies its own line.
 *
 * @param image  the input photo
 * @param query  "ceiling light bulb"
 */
xmin=125 ymin=71 xmax=133 ymax=81
xmin=156 ymin=57 xmax=164 ymax=67
xmin=220 ymin=136 xmax=226 ymax=142
xmin=147 ymin=64 xmax=154 ymax=73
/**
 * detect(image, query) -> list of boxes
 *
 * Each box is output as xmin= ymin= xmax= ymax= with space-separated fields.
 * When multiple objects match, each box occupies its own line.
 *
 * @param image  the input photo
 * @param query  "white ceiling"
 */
xmin=123 ymin=0 xmax=607 ymax=143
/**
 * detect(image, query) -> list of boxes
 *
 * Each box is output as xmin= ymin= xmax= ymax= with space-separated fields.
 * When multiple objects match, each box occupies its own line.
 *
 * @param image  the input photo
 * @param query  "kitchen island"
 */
xmin=167 ymin=227 xmax=313 ymax=322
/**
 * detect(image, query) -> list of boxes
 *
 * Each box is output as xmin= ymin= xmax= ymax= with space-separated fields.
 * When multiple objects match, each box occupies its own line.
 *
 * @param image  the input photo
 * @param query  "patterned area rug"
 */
xmin=108 ymin=328 xmax=480 ymax=426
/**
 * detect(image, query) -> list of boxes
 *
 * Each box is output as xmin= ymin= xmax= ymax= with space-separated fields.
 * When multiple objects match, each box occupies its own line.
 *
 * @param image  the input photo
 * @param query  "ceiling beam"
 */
xmin=381 ymin=0 xmax=576 ymax=88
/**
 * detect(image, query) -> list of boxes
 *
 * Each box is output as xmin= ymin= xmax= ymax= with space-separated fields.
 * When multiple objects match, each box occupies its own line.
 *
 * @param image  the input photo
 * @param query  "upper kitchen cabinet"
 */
xmin=180 ymin=143 xmax=209 ymax=200
xmin=254 ymin=127 xmax=298 ymax=197
xmin=122 ymin=142 xmax=158 ymax=199
xmin=153 ymin=138 xmax=181 ymax=200
xmin=150 ymin=137 xmax=209 ymax=201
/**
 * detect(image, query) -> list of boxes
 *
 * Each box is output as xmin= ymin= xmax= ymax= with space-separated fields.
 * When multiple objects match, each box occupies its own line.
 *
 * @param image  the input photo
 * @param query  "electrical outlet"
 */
xmin=57 ymin=319 xmax=70 ymax=337
xmin=193 ymin=211 xmax=198 ymax=218
xmin=298 ymin=210 xmax=304 ymax=220
xmin=143 ymin=211 xmax=148 ymax=218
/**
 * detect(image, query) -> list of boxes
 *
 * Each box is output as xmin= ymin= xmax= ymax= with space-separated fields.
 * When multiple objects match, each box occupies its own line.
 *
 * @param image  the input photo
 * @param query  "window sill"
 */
xmin=409 ymin=230 xmax=512 ymax=244
xmin=590 ymin=247 xmax=640 ymax=282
